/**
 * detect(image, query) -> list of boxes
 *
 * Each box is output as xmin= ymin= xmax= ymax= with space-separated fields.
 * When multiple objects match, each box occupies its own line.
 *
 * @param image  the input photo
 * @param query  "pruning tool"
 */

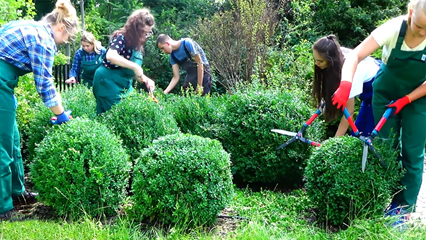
xmin=140 ymin=76 xmax=159 ymax=103
xmin=271 ymin=101 xmax=325 ymax=149
xmin=148 ymin=86 xmax=159 ymax=103
xmin=358 ymin=107 xmax=394 ymax=172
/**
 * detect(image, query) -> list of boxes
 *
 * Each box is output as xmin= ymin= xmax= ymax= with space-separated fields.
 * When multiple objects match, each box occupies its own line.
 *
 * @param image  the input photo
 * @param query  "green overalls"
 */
xmin=372 ymin=20 xmax=426 ymax=211
xmin=92 ymin=49 xmax=142 ymax=114
xmin=0 ymin=60 xmax=30 ymax=214
xmin=80 ymin=51 xmax=102 ymax=88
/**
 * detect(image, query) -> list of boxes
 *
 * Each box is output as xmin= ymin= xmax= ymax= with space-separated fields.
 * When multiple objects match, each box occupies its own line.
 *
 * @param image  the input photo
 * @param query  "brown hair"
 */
xmin=156 ymin=34 xmax=171 ymax=46
xmin=312 ymin=35 xmax=344 ymax=122
xmin=43 ymin=0 xmax=79 ymax=39
xmin=81 ymin=31 xmax=103 ymax=54
xmin=112 ymin=8 xmax=155 ymax=51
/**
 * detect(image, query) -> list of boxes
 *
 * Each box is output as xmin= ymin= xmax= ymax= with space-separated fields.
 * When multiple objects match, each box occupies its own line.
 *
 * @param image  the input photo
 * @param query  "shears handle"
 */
xmin=372 ymin=107 xmax=394 ymax=136
xmin=305 ymin=101 xmax=326 ymax=126
xmin=342 ymin=107 xmax=360 ymax=136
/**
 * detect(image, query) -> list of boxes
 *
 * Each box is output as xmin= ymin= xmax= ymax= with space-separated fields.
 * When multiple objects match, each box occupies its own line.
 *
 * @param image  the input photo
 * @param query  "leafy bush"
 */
xmin=15 ymin=73 xmax=42 ymax=159
xmin=218 ymin=89 xmax=326 ymax=185
xmin=30 ymin=118 xmax=131 ymax=218
xmin=304 ymin=136 xmax=404 ymax=226
xmin=23 ymin=84 xmax=97 ymax=165
xmin=164 ymin=94 xmax=223 ymax=139
xmin=97 ymin=92 xmax=180 ymax=160
xmin=131 ymin=133 xmax=234 ymax=228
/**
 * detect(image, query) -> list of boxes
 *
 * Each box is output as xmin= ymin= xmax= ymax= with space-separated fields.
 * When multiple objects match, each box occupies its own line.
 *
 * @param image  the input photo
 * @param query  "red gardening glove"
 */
xmin=387 ymin=95 xmax=411 ymax=115
xmin=332 ymin=81 xmax=352 ymax=110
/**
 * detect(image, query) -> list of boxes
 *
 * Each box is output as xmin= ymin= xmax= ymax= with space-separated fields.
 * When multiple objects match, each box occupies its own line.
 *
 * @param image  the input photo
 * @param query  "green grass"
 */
xmin=1 ymin=188 xmax=426 ymax=239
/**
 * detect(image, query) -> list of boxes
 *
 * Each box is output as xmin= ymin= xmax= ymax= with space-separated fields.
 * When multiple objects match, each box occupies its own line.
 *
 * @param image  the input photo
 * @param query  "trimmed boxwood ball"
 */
xmin=304 ymin=136 xmax=404 ymax=226
xmin=131 ymin=133 xmax=234 ymax=228
xmin=97 ymin=92 xmax=180 ymax=160
xmin=23 ymin=84 xmax=97 ymax=165
xmin=218 ymin=90 xmax=326 ymax=185
xmin=30 ymin=118 xmax=131 ymax=218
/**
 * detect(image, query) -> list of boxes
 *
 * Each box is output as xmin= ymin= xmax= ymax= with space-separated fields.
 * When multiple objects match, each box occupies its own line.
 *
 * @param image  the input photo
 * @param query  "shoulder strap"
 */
xmin=395 ymin=20 xmax=407 ymax=49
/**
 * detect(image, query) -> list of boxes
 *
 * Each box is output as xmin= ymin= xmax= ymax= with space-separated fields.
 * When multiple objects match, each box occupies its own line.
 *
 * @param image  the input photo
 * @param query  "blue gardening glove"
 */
xmin=51 ymin=110 xmax=72 ymax=124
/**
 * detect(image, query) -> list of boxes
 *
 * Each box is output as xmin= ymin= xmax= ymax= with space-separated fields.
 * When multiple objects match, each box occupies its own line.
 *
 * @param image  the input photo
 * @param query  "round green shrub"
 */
xmin=131 ymin=133 xmax=234 ymax=228
xmin=304 ymin=136 xmax=404 ymax=226
xmin=97 ymin=92 xmax=180 ymax=160
xmin=218 ymin=89 xmax=326 ymax=185
xmin=23 ymin=84 xmax=97 ymax=165
xmin=164 ymin=94 xmax=223 ymax=139
xmin=30 ymin=118 xmax=131 ymax=218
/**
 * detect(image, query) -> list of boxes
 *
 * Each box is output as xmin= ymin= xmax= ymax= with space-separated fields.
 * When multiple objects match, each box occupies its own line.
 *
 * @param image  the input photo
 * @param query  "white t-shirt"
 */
xmin=371 ymin=15 xmax=426 ymax=64
xmin=342 ymin=47 xmax=380 ymax=98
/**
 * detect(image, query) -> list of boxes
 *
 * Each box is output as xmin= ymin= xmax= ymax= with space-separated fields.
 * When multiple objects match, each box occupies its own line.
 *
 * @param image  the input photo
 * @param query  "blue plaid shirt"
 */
xmin=69 ymin=48 xmax=106 ymax=78
xmin=0 ymin=20 xmax=60 ymax=108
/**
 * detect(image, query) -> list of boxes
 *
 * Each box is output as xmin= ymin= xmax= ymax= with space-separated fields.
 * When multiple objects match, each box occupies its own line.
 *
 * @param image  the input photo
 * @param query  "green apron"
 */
xmin=92 ymin=49 xmax=143 ymax=114
xmin=372 ymin=20 xmax=426 ymax=211
xmin=0 ymin=59 xmax=29 ymax=214
xmin=80 ymin=51 xmax=102 ymax=88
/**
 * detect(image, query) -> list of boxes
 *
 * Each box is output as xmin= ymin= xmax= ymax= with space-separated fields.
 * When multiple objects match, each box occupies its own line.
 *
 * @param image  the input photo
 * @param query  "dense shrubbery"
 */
xmin=164 ymin=94 xmax=224 ymax=139
xmin=304 ymin=136 xmax=404 ymax=226
xmin=97 ymin=92 xmax=180 ymax=160
xmin=131 ymin=133 xmax=234 ymax=227
xmin=23 ymin=84 xmax=97 ymax=165
xmin=31 ymin=118 xmax=131 ymax=218
xmin=218 ymin=89 xmax=326 ymax=185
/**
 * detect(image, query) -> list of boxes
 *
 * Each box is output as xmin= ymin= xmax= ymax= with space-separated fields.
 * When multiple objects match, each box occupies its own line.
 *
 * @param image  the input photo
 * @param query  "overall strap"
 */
xmin=395 ymin=20 xmax=407 ymax=50
xmin=171 ymin=40 xmax=192 ymax=64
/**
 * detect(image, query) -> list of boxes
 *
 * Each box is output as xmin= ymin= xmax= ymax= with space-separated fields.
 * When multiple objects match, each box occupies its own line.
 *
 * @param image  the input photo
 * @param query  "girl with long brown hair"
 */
xmin=312 ymin=35 xmax=380 ymax=137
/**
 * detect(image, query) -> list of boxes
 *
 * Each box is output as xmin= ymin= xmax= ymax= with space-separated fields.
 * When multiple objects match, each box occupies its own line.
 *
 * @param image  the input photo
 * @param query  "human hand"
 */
xmin=196 ymin=86 xmax=204 ymax=95
xmin=51 ymin=110 xmax=72 ymax=124
xmin=332 ymin=81 xmax=352 ymax=110
xmin=65 ymin=77 xmax=76 ymax=84
xmin=387 ymin=96 xmax=411 ymax=115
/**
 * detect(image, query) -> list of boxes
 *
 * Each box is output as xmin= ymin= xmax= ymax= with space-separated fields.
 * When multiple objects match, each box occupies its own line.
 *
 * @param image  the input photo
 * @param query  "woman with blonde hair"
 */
xmin=92 ymin=8 xmax=156 ymax=114
xmin=332 ymin=0 xmax=426 ymax=227
xmin=0 ymin=0 xmax=79 ymax=220
xmin=66 ymin=31 xmax=106 ymax=88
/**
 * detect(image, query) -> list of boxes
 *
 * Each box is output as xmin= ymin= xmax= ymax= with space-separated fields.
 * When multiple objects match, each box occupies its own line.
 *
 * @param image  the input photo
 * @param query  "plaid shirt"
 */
xmin=69 ymin=48 xmax=106 ymax=78
xmin=0 ymin=20 xmax=60 ymax=108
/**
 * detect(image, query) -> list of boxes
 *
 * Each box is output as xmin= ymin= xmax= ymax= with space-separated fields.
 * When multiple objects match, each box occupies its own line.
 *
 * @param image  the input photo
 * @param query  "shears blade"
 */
xmin=271 ymin=129 xmax=297 ymax=137
xmin=362 ymin=143 xmax=368 ymax=172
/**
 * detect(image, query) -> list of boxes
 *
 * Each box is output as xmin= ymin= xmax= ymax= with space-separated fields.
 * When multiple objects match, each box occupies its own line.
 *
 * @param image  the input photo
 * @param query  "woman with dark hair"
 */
xmin=92 ymin=8 xmax=156 ymax=114
xmin=312 ymin=35 xmax=380 ymax=137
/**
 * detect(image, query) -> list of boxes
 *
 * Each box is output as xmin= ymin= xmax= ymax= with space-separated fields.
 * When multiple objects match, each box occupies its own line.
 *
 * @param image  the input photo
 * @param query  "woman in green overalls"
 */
xmin=0 ymin=0 xmax=78 ymax=220
xmin=66 ymin=31 xmax=106 ymax=88
xmin=92 ymin=9 xmax=156 ymax=114
xmin=332 ymin=0 xmax=426 ymax=227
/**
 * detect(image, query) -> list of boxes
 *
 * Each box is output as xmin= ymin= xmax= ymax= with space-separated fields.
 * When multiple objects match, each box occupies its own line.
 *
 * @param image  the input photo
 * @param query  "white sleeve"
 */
xmin=371 ymin=16 xmax=403 ymax=47
xmin=349 ymin=57 xmax=380 ymax=98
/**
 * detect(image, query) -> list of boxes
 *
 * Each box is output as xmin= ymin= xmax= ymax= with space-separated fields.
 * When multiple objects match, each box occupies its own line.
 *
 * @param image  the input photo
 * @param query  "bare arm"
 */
xmin=164 ymin=64 xmax=180 ymax=94
xmin=106 ymin=49 xmax=144 ymax=82
xmin=194 ymin=54 xmax=204 ymax=89
xmin=342 ymin=36 xmax=381 ymax=83
xmin=407 ymin=81 xmax=426 ymax=102
xmin=335 ymin=98 xmax=355 ymax=137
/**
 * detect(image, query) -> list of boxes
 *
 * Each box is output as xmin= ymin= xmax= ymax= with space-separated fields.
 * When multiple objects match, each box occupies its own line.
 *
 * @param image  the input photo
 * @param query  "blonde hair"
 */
xmin=43 ymin=0 xmax=79 ymax=39
xmin=81 ymin=31 xmax=103 ymax=55
xmin=408 ymin=0 xmax=426 ymax=14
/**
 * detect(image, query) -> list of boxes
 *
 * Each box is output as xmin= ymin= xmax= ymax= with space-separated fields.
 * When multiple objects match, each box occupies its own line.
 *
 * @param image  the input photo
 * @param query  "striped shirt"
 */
xmin=0 ymin=20 xmax=60 ymax=108
xmin=69 ymin=48 xmax=106 ymax=78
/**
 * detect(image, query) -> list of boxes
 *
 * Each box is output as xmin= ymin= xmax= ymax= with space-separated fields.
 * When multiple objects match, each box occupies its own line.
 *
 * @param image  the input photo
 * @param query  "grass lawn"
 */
xmin=1 ymin=188 xmax=426 ymax=239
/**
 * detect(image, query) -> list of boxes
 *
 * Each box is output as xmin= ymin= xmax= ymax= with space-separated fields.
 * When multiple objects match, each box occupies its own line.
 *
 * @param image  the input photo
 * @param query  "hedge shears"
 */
xmin=272 ymin=101 xmax=394 ymax=172
xmin=271 ymin=101 xmax=325 ymax=149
